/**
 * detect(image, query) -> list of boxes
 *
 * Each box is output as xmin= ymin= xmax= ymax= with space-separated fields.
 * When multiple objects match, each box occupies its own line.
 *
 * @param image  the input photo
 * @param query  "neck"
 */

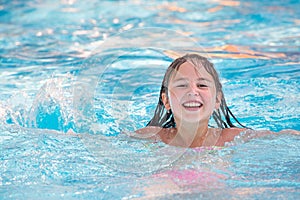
xmin=172 ymin=121 xmax=209 ymax=148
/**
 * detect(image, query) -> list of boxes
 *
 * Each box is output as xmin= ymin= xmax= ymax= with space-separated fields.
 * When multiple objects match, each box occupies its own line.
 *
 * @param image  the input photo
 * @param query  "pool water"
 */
xmin=1 ymin=0 xmax=300 ymax=199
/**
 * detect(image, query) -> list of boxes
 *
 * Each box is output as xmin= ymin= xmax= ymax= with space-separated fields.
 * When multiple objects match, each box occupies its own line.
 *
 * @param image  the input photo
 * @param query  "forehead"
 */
xmin=172 ymin=61 xmax=213 ymax=81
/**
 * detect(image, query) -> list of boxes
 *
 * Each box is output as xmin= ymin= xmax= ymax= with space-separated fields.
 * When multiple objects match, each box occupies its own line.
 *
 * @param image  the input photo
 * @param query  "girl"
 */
xmin=135 ymin=53 xmax=298 ymax=148
xmin=135 ymin=53 xmax=248 ymax=147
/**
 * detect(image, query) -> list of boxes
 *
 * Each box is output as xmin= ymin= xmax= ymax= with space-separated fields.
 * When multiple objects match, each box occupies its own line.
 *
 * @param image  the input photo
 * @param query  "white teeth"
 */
xmin=183 ymin=102 xmax=202 ymax=107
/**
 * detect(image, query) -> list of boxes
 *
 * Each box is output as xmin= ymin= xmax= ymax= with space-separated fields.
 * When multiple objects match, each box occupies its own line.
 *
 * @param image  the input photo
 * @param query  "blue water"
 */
xmin=1 ymin=0 xmax=300 ymax=199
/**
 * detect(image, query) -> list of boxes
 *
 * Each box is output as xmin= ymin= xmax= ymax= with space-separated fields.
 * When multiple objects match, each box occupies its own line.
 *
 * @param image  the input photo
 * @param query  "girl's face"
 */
xmin=162 ymin=61 xmax=221 ymax=125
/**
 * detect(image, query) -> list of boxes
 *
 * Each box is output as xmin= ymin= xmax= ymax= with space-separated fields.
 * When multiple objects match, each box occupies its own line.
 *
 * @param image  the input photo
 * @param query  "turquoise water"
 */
xmin=1 ymin=0 xmax=300 ymax=199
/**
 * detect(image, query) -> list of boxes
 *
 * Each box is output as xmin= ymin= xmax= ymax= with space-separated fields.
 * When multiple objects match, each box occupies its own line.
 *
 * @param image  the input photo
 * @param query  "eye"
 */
xmin=197 ymin=84 xmax=208 ymax=88
xmin=176 ymin=84 xmax=188 ymax=88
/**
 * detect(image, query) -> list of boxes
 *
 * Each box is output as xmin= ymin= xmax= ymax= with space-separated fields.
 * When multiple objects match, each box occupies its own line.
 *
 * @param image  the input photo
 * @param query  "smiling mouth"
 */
xmin=182 ymin=101 xmax=203 ymax=109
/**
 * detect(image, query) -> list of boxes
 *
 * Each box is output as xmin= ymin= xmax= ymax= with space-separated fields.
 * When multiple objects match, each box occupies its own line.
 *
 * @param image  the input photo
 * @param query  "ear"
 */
xmin=161 ymin=92 xmax=171 ymax=111
xmin=215 ymin=92 xmax=222 ymax=110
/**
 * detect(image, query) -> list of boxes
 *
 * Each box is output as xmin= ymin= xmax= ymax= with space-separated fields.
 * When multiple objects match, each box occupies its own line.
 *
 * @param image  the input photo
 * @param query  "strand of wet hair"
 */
xmin=212 ymin=110 xmax=225 ymax=128
xmin=162 ymin=111 xmax=175 ymax=128
xmin=221 ymin=99 xmax=249 ymax=129
xmin=225 ymin=106 xmax=249 ymax=129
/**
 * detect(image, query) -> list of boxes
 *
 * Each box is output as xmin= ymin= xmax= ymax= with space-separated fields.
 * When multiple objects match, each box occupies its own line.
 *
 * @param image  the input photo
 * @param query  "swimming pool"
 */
xmin=1 ymin=0 xmax=299 ymax=199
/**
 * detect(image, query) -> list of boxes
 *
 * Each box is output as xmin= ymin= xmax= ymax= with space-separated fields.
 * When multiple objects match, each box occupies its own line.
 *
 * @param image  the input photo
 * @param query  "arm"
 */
xmin=278 ymin=129 xmax=300 ymax=135
xmin=222 ymin=128 xmax=300 ymax=146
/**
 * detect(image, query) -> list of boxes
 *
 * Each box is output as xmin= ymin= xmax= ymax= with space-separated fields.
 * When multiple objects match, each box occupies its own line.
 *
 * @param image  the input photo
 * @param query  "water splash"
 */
xmin=0 ymin=74 xmax=78 ymax=133
xmin=27 ymin=76 xmax=72 ymax=132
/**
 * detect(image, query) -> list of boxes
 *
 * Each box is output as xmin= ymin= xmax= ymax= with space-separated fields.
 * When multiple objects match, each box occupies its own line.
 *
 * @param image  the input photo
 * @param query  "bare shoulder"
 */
xmin=216 ymin=128 xmax=247 ymax=146
xmin=221 ymin=128 xmax=246 ymax=137
xmin=134 ymin=126 xmax=164 ymax=140
xmin=135 ymin=126 xmax=164 ymax=134
xmin=134 ymin=126 xmax=177 ymax=143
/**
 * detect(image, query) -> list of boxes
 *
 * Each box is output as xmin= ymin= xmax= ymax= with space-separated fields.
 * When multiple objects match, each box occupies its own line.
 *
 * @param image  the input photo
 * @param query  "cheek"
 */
xmin=168 ymin=90 xmax=182 ymax=109
xmin=203 ymin=91 xmax=217 ymax=105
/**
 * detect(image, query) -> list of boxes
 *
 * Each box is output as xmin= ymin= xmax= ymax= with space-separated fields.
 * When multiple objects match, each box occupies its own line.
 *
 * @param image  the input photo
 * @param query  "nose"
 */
xmin=187 ymin=83 xmax=199 ymax=96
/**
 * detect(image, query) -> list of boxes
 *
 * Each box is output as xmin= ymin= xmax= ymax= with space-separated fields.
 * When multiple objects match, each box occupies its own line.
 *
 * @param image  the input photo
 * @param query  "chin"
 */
xmin=181 ymin=116 xmax=203 ymax=124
